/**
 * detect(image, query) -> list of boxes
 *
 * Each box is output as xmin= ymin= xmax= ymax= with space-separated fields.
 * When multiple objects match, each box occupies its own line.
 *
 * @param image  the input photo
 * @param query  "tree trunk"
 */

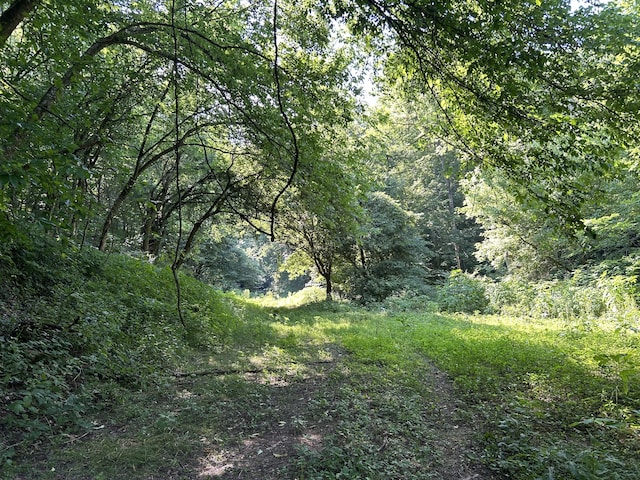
xmin=98 ymin=176 xmax=138 ymax=251
xmin=445 ymin=172 xmax=462 ymax=271
xmin=0 ymin=0 xmax=40 ymax=48
xmin=98 ymin=141 xmax=183 ymax=251
xmin=172 ymin=197 xmax=226 ymax=270
xmin=325 ymin=275 xmax=333 ymax=301
xmin=315 ymin=261 xmax=333 ymax=301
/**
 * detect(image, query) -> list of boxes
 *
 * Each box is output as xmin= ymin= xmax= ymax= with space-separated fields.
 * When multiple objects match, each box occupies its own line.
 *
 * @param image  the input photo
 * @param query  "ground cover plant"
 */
xmin=2 ymin=239 xmax=639 ymax=479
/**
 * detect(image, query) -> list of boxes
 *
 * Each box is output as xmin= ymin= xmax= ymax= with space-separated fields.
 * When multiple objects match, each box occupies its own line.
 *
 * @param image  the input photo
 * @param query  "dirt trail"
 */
xmin=194 ymin=347 xmax=498 ymax=480
xmin=424 ymin=364 xmax=499 ymax=480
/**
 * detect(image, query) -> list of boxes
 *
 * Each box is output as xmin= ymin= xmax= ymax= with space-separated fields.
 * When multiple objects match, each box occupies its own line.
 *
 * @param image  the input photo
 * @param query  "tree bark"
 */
xmin=442 ymin=156 xmax=463 ymax=271
xmin=0 ymin=0 xmax=39 ymax=49
xmin=325 ymin=274 xmax=333 ymax=301
xmin=172 ymin=191 xmax=229 ymax=269
xmin=32 ymin=25 xmax=158 ymax=122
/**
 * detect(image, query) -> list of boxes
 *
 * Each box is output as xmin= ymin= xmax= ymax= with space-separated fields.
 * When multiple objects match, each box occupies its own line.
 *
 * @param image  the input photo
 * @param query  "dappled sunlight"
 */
xmin=298 ymin=432 xmax=324 ymax=451
xmin=525 ymin=372 xmax=570 ymax=404
xmin=198 ymin=450 xmax=234 ymax=478
xmin=176 ymin=389 xmax=196 ymax=400
xmin=197 ymin=426 xmax=327 ymax=478
xmin=193 ymin=346 xmax=338 ymax=479
xmin=248 ymin=287 xmax=327 ymax=309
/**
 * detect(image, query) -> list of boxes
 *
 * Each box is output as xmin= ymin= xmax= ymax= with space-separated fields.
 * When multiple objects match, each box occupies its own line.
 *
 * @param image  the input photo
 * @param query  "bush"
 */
xmin=485 ymin=271 xmax=639 ymax=325
xmin=0 ymin=232 xmax=238 ymax=464
xmin=437 ymin=270 xmax=489 ymax=313
xmin=380 ymin=289 xmax=439 ymax=312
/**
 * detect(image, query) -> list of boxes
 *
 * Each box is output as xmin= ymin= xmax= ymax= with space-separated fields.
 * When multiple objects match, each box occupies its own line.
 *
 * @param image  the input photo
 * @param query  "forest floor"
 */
xmin=11 ymin=318 xmax=497 ymax=479
xmin=186 ymin=345 xmax=496 ymax=480
xmin=6 ymin=304 xmax=640 ymax=479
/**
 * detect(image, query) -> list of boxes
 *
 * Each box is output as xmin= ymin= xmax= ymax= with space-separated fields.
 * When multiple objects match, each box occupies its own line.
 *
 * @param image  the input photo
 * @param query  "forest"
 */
xmin=1 ymin=0 xmax=639 ymax=478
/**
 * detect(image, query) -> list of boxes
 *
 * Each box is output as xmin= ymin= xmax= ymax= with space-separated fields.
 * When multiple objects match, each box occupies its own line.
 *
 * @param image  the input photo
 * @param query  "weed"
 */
xmin=2 ymin=235 xmax=639 ymax=479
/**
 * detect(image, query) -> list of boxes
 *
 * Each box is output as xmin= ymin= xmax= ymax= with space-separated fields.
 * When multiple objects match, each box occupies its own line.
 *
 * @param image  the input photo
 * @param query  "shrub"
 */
xmin=0 ymin=232 xmax=236 ymax=464
xmin=380 ymin=289 xmax=439 ymax=313
xmin=485 ymin=271 xmax=639 ymax=325
xmin=437 ymin=270 xmax=489 ymax=313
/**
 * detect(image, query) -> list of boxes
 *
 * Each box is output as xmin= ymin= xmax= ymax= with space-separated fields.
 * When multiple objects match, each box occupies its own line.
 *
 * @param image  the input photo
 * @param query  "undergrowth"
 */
xmin=1 ymin=233 xmax=639 ymax=479
xmin=0 ymin=234 xmax=254 ymax=470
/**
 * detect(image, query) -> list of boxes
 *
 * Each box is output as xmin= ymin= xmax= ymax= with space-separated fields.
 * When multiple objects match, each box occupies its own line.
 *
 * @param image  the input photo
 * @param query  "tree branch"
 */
xmin=268 ymin=0 xmax=300 ymax=241
xmin=0 ymin=0 xmax=40 ymax=49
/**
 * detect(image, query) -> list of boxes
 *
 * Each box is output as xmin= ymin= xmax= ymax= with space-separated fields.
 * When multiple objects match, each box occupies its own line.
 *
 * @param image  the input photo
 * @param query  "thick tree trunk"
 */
xmin=0 ymin=0 xmax=40 ymax=48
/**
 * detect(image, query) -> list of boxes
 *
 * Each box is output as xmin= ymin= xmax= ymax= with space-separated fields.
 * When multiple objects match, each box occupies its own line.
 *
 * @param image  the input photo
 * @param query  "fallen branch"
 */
xmin=172 ymin=367 xmax=266 ymax=377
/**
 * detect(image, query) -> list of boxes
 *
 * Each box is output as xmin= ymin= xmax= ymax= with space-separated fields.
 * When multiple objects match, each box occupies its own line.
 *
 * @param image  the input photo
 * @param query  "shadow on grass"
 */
xmin=7 ymin=307 xmax=639 ymax=479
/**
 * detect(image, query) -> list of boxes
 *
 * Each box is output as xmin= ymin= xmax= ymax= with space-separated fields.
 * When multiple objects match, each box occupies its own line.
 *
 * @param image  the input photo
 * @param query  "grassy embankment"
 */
xmin=1 ymin=238 xmax=639 ymax=479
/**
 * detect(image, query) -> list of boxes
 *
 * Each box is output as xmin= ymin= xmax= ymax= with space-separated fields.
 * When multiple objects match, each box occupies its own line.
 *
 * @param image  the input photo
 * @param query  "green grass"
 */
xmin=2 ymin=240 xmax=639 ymax=478
xmin=338 ymin=312 xmax=640 ymax=479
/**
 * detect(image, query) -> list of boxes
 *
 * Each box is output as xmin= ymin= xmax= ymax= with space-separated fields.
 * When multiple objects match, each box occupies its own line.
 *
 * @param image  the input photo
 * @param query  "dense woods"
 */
xmin=0 ymin=0 xmax=637 ymax=288
xmin=2 ymin=0 xmax=639 ymax=296
xmin=1 ymin=0 xmax=639 ymax=478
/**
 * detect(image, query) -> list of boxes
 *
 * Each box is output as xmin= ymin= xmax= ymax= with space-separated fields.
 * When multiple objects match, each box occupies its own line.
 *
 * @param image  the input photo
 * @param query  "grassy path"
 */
xmin=7 ymin=304 xmax=640 ymax=479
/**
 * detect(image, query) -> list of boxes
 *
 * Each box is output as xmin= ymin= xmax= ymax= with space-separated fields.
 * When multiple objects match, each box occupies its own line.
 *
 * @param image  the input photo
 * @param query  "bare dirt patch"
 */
xmin=424 ymin=364 xmax=499 ymax=480
xmin=195 ymin=347 xmax=343 ymax=479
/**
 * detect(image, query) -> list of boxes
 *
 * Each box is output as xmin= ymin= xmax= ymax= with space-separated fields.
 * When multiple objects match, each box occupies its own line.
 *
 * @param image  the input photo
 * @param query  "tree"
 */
xmin=276 ymin=130 xmax=366 ymax=300
xmin=184 ymin=236 xmax=266 ymax=292
xmin=462 ymin=158 xmax=640 ymax=280
xmin=336 ymin=0 xmax=640 ymax=232
xmin=0 ymin=0 xmax=40 ymax=49
xmin=461 ymin=169 xmax=580 ymax=279
xmin=347 ymin=191 xmax=432 ymax=302
xmin=362 ymin=99 xmax=481 ymax=275
xmin=0 ymin=0 xmax=357 ymax=268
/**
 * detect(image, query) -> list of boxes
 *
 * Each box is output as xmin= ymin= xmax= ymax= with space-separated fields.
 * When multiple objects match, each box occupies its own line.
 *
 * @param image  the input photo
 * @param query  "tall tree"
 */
xmin=347 ymin=191 xmax=432 ymax=302
xmin=335 ymin=0 xmax=640 ymax=231
xmin=276 ymin=130 xmax=365 ymax=300
xmin=0 ymin=0 xmax=356 ymax=265
xmin=362 ymin=99 xmax=481 ymax=275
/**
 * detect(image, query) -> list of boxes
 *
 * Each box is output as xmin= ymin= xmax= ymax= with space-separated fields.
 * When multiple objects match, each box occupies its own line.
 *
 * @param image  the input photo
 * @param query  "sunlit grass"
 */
xmin=253 ymin=300 xmax=639 ymax=477
xmin=5 ymin=286 xmax=639 ymax=479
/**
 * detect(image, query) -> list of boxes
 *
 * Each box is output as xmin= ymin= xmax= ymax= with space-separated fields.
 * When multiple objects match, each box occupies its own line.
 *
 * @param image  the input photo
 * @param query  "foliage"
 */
xmin=357 ymin=0 xmax=640 ymax=232
xmin=274 ymin=123 xmax=368 ymax=300
xmin=379 ymin=290 xmax=440 ymax=313
xmin=2 ymin=1 xmax=640 ymax=476
xmin=0 ymin=0 xmax=357 ymax=264
xmin=364 ymin=98 xmax=482 ymax=274
xmin=462 ymin=164 xmax=640 ymax=281
xmin=437 ymin=270 xmax=489 ymax=314
xmin=253 ymin=286 xmax=328 ymax=309
xmin=2 ymin=237 xmax=640 ymax=478
xmin=485 ymin=267 xmax=639 ymax=326
xmin=0 ymin=229 xmax=240 ymax=466
xmin=184 ymin=236 xmax=266 ymax=292
xmin=345 ymin=191 xmax=432 ymax=302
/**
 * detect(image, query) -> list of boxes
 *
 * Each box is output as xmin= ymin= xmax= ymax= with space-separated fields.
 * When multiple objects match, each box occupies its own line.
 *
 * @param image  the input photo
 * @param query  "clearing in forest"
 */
xmin=6 ymin=304 xmax=640 ymax=479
